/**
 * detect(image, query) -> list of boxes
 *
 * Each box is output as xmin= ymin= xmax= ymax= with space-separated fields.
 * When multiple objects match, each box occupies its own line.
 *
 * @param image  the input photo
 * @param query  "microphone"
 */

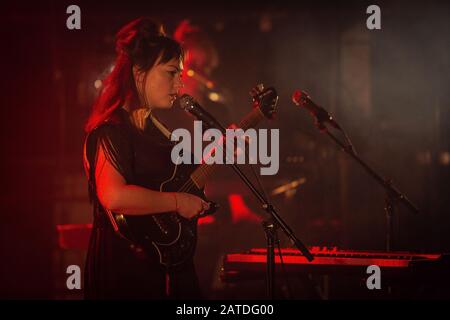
xmin=291 ymin=90 xmax=341 ymax=130
xmin=177 ymin=94 xmax=225 ymax=132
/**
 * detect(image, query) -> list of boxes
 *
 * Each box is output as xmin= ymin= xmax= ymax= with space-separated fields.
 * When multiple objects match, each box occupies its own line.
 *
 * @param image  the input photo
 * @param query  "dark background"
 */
xmin=1 ymin=0 xmax=449 ymax=298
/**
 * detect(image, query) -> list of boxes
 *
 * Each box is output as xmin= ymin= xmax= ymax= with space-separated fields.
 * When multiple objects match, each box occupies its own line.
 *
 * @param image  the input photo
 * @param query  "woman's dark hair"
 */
xmin=85 ymin=17 xmax=184 ymax=132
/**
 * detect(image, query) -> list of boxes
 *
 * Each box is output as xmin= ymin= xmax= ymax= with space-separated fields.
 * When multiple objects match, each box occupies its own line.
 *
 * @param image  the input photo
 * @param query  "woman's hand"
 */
xmin=174 ymin=193 xmax=210 ymax=219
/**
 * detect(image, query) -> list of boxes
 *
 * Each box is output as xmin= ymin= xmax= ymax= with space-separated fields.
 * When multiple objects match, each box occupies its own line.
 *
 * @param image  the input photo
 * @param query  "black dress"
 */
xmin=83 ymin=108 xmax=202 ymax=299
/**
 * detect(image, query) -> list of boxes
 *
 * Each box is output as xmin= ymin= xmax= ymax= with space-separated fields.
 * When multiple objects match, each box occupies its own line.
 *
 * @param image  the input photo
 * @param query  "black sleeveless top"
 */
xmin=83 ymin=108 xmax=201 ymax=299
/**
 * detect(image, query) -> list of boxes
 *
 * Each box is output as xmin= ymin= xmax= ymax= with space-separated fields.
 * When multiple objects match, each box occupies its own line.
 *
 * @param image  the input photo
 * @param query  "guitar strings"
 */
xmin=175 ymin=110 xmax=260 ymax=195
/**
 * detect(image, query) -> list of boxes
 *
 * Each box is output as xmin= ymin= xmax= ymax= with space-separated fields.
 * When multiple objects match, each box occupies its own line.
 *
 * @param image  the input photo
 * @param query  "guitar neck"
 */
xmin=189 ymin=107 xmax=265 ymax=189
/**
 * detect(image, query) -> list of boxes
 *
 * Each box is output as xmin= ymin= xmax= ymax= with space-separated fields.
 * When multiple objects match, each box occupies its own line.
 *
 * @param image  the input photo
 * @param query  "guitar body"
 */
xmin=114 ymin=162 xmax=206 ymax=267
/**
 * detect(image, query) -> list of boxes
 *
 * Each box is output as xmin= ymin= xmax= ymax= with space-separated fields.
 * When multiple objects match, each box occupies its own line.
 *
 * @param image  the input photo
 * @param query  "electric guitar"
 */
xmin=111 ymin=86 xmax=278 ymax=267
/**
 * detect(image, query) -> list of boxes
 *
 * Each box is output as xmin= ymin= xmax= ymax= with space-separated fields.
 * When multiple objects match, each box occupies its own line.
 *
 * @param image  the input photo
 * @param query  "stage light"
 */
xmin=94 ymin=80 xmax=102 ymax=89
xmin=439 ymin=151 xmax=450 ymax=166
xmin=208 ymin=92 xmax=220 ymax=102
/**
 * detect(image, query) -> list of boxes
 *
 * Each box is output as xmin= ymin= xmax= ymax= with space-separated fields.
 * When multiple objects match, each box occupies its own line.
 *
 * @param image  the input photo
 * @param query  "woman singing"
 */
xmin=83 ymin=17 xmax=208 ymax=299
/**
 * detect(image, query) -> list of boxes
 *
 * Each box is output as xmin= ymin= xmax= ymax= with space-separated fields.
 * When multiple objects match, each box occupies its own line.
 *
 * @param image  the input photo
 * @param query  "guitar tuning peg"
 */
xmin=250 ymin=84 xmax=266 ymax=101
xmin=256 ymin=83 xmax=265 ymax=92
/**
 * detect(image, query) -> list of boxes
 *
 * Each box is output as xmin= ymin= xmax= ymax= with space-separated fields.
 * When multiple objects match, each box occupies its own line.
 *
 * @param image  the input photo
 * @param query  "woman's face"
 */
xmin=135 ymin=57 xmax=184 ymax=109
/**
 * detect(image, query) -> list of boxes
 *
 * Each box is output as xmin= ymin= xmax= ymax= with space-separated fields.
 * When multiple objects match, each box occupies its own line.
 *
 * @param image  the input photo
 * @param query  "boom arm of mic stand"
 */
xmin=316 ymin=120 xmax=420 ymax=215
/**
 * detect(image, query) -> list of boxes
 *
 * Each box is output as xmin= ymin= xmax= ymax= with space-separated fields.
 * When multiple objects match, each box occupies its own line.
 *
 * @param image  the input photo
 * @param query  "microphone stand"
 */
xmin=201 ymin=116 xmax=314 ymax=299
xmin=228 ymin=159 xmax=314 ymax=298
xmin=312 ymin=114 xmax=419 ymax=252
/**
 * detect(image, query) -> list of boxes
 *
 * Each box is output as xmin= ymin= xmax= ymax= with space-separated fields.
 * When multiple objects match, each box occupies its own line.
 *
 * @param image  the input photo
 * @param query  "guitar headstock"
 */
xmin=250 ymin=84 xmax=278 ymax=119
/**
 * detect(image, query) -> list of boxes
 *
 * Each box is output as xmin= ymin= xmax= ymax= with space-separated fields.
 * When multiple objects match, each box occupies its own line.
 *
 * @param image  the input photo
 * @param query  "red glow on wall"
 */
xmin=56 ymin=224 xmax=92 ymax=250
xmin=198 ymin=215 xmax=216 ymax=225
xmin=228 ymin=194 xmax=261 ymax=224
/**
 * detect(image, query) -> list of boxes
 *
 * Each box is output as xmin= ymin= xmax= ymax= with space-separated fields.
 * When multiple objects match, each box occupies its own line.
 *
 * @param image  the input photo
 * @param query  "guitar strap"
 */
xmin=129 ymin=106 xmax=173 ymax=140
xmin=149 ymin=113 xmax=173 ymax=140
